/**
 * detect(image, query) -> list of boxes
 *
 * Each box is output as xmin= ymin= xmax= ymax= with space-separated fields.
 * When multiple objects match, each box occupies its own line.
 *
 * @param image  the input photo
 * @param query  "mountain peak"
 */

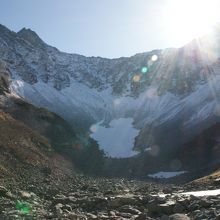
xmin=0 ymin=24 xmax=11 ymax=33
xmin=17 ymin=27 xmax=45 ymax=48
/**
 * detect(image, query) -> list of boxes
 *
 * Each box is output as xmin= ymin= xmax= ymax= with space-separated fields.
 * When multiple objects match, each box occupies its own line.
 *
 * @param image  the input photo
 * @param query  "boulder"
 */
xmin=169 ymin=214 xmax=190 ymax=220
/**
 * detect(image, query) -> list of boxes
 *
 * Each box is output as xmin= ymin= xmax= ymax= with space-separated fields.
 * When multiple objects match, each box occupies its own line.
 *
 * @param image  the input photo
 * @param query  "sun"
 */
xmin=163 ymin=0 xmax=220 ymax=45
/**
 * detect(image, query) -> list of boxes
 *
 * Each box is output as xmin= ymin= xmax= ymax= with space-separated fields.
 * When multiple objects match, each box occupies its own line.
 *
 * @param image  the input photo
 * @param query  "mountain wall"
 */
xmin=1 ymin=24 xmax=220 ymax=174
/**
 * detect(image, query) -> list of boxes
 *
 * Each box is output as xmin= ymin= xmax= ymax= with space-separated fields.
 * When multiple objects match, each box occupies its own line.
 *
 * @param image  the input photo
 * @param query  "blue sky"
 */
xmin=1 ymin=0 xmax=216 ymax=58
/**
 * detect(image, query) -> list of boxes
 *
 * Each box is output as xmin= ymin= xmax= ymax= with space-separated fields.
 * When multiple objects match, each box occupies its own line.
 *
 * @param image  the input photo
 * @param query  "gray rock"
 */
xmin=214 ymin=178 xmax=220 ymax=185
xmin=109 ymin=194 xmax=137 ymax=207
xmin=67 ymin=213 xmax=88 ymax=220
xmin=173 ymin=202 xmax=185 ymax=213
xmin=55 ymin=203 xmax=63 ymax=215
xmin=53 ymin=195 xmax=76 ymax=204
xmin=148 ymin=199 xmax=175 ymax=215
xmin=194 ymin=213 xmax=208 ymax=220
xmin=118 ymin=205 xmax=141 ymax=215
xmin=108 ymin=211 xmax=116 ymax=217
xmin=188 ymin=201 xmax=200 ymax=211
xmin=163 ymin=188 xmax=173 ymax=194
xmin=169 ymin=214 xmax=190 ymax=220
xmin=159 ymin=201 xmax=176 ymax=215
xmin=117 ymin=212 xmax=133 ymax=218
xmin=63 ymin=204 xmax=72 ymax=212
xmin=0 ymin=186 xmax=8 ymax=197
xmin=19 ymin=191 xmax=32 ymax=199
xmin=87 ymin=213 xmax=97 ymax=219
xmin=134 ymin=213 xmax=148 ymax=220
xmin=199 ymin=199 xmax=212 ymax=208
xmin=161 ymin=215 xmax=169 ymax=220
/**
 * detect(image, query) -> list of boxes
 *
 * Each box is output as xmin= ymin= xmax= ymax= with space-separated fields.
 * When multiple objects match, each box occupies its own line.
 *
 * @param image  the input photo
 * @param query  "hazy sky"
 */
xmin=1 ymin=0 xmax=219 ymax=58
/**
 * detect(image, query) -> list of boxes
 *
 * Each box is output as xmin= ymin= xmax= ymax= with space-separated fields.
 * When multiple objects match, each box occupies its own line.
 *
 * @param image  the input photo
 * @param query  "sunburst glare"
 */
xmin=163 ymin=0 xmax=220 ymax=46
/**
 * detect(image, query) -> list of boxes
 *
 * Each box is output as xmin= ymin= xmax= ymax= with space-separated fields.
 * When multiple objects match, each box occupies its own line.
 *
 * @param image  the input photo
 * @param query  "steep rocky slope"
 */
xmin=0 ymin=59 xmax=104 ymax=181
xmin=0 ymin=60 xmax=72 ymax=179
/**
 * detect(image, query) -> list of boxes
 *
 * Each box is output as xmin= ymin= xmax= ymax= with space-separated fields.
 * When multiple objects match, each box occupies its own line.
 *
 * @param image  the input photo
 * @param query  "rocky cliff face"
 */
xmin=1 ymin=24 xmax=220 ymax=173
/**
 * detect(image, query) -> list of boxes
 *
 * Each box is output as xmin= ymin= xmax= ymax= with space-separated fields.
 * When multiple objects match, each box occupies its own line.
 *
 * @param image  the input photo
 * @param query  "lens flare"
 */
xmin=141 ymin=67 xmax=148 ymax=74
xmin=133 ymin=75 xmax=141 ymax=82
xmin=151 ymin=55 xmax=158 ymax=62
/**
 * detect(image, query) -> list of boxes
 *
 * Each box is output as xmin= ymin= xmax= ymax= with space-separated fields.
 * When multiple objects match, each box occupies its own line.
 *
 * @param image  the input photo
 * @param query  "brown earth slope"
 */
xmin=0 ymin=59 xmax=77 ymax=182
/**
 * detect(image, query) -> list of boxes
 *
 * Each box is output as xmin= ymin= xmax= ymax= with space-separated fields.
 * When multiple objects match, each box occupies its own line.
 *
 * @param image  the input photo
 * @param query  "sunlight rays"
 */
xmin=163 ymin=0 xmax=220 ymax=46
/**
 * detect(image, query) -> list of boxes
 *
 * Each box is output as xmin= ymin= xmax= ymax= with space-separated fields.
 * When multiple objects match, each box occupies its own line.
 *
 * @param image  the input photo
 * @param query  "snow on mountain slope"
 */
xmin=10 ymin=73 xmax=220 ymax=158
xmin=10 ymin=79 xmax=114 ymax=124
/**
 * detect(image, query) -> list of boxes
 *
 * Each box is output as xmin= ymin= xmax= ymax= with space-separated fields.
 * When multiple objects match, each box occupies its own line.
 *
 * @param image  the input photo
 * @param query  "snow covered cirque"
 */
xmin=3 ymin=24 xmax=220 ymax=164
xmin=90 ymin=118 xmax=139 ymax=158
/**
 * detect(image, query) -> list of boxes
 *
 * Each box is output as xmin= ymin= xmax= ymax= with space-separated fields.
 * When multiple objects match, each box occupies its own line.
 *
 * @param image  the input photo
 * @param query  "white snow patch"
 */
xmin=144 ymin=147 xmax=151 ymax=152
xmin=148 ymin=171 xmax=187 ymax=179
xmin=90 ymin=118 xmax=139 ymax=158
xmin=181 ymin=189 xmax=220 ymax=197
xmin=156 ymin=189 xmax=220 ymax=198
